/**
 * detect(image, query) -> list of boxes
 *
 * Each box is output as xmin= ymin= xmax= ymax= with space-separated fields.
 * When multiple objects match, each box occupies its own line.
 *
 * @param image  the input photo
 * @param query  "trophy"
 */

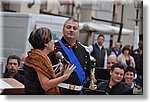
xmin=89 ymin=68 xmax=97 ymax=90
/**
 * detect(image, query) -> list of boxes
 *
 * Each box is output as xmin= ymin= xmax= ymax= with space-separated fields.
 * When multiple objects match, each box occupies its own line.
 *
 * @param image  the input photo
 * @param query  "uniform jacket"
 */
xmin=48 ymin=37 xmax=92 ymax=95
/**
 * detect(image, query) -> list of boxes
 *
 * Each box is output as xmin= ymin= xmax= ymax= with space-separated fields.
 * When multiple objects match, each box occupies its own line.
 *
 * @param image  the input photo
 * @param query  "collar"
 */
xmin=8 ymin=71 xmax=18 ymax=78
xmin=96 ymin=43 xmax=103 ymax=49
xmin=124 ymin=82 xmax=134 ymax=88
xmin=108 ymin=81 xmax=121 ymax=89
xmin=61 ymin=37 xmax=77 ymax=50
xmin=113 ymin=47 xmax=120 ymax=51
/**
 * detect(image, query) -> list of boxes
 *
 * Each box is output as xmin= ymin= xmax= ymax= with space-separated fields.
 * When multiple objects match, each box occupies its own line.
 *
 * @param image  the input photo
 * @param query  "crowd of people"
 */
xmin=1 ymin=18 xmax=143 ymax=95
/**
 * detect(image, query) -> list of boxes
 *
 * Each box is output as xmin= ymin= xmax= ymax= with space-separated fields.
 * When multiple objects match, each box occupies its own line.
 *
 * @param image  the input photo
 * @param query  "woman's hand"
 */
xmin=63 ymin=64 xmax=75 ymax=80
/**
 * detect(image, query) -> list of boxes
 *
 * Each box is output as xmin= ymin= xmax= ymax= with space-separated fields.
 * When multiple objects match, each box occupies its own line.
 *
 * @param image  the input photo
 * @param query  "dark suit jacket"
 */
xmin=97 ymin=81 xmax=133 ymax=95
xmin=3 ymin=71 xmax=26 ymax=85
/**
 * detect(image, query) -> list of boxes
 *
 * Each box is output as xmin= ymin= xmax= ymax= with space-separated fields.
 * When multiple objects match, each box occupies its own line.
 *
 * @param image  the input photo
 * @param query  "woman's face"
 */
xmin=124 ymin=49 xmax=129 ymax=55
xmin=124 ymin=71 xmax=134 ymax=85
xmin=47 ymin=39 xmax=54 ymax=53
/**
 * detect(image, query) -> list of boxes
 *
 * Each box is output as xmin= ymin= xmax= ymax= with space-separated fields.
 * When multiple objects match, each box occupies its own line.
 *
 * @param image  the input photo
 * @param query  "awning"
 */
xmin=79 ymin=22 xmax=134 ymax=35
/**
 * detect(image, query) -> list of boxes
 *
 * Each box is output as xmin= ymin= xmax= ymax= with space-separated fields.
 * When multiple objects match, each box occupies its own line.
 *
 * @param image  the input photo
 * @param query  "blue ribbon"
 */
xmin=59 ymin=40 xmax=85 ymax=94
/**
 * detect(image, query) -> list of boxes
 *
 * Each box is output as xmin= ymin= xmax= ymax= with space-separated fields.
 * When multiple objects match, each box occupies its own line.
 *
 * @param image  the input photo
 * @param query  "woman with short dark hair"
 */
xmin=24 ymin=27 xmax=75 ymax=95
xmin=118 ymin=45 xmax=135 ymax=68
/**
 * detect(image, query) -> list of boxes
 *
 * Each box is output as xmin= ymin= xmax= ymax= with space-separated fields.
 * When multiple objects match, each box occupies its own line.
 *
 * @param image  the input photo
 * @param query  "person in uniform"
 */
xmin=48 ymin=18 xmax=92 ymax=95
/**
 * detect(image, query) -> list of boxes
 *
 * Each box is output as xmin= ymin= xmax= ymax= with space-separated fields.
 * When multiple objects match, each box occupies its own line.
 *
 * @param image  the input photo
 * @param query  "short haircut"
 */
xmin=63 ymin=18 xmax=79 ymax=29
xmin=111 ymin=63 xmax=125 ymax=72
xmin=7 ymin=55 xmax=21 ymax=66
xmin=124 ymin=66 xmax=136 ymax=76
xmin=97 ymin=34 xmax=105 ymax=40
xmin=29 ymin=27 xmax=52 ymax=50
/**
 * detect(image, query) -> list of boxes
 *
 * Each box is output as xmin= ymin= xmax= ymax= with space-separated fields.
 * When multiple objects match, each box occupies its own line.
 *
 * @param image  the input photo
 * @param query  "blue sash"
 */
xmin=58 ymin=40 xmax=85 ymax=86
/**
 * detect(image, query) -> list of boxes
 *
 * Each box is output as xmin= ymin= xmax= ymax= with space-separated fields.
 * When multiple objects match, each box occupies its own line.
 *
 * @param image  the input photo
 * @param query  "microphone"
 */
xmin=56 ymin=51 xmax=70 ymax=64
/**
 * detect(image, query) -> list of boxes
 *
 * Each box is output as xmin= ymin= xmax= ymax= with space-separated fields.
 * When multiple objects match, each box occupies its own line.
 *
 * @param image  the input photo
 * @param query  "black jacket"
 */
xmin=3 ymin=71 xmax=26 ymax=85
xmin=48 ymin=37 xmax=92 ymax=95
xmin=97 ymin=81 xmax=133 ymax=95
xmin=91 ymin=43 xmax=106 ymax=68
xmin=24 ymin=65 xmax=45 ymax=95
